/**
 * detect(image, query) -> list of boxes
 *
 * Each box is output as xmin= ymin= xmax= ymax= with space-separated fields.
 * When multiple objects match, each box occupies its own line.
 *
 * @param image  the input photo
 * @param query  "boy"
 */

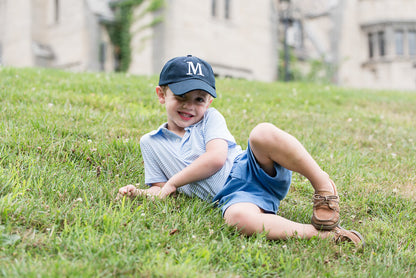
xmin=118 ymin=55 xmax=364 ymax=246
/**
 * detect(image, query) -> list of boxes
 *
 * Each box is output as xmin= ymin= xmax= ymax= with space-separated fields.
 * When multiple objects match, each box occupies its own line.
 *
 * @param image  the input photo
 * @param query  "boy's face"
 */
xmin=156 ymin=86 xmax=213 ymax=135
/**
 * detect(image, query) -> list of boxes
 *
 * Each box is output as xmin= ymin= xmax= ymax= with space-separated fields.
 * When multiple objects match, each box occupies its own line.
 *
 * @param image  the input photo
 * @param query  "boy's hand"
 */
xmin=117 ymin=184 xmax=164 ymax=200
xmin=158 ymin=182 xmax=177 ymax=199
xmin=117 ymin=184 xmax=139 ymax=200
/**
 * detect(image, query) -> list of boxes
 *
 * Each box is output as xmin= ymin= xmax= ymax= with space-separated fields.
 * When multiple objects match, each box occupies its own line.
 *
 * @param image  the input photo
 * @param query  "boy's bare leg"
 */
xmin=224 ymin=203 xmax=364 ymax=247
xmin=248 ymin=123 xmax=334 ymax=194
xmin=248 ymin=123 xmax=340 ymax=230
xmin=224 ymin=203 xmax=329 ymax=240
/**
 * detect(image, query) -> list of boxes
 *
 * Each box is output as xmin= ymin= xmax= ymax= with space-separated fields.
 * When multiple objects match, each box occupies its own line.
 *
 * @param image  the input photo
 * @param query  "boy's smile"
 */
xmin=178 ymin=111 xmax=194 ymax=121
xmin=156 ymin=87 xmax=213 ymax=136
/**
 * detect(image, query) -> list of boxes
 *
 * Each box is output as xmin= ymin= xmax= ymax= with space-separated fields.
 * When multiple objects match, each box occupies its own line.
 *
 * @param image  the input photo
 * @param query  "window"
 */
xmin=409 ymin=31 xmax=416 ymax=56
xmin=378 ymin=31 xmax=385 ymax=56
xmin=395 ymin=30 xmax=404 ymax=55
xmin=99 ymin=42 xmax=106 ymax=71
xmin=211 ymin=0 xmax=217 ymax=17
xmin=368 ymin=33 xmax=374 ymax=58
xmin=364 ymin=22 xmax=416 ymax=60
xmin=54 ymin=0 xmax=59 ymax=23
xmin=212 ymin=0 xmax=231 ymax=20
xmin=224 ymin=0 xmax=231 ymax=19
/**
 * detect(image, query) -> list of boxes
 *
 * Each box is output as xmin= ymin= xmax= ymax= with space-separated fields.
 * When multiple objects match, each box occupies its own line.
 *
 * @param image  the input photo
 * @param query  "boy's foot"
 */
xmin=311 ymin=179 xmax=340 ymax=230
xmin=331 ymin=226 xmax=365 ymax=248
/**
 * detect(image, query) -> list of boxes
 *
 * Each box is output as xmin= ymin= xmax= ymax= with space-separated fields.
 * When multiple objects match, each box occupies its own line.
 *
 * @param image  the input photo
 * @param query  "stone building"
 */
xmin=0 ymin=0 xmax=278 ymax=82
xmin=283 ymin=0 xmax=416 ymax=90
xmin=0 ymin=0 xmax=116 ymax=72
xmin=128 ymin=0 xmax=278 ymax=82
xmin=1 ymin=0 xmax=416 ymax=91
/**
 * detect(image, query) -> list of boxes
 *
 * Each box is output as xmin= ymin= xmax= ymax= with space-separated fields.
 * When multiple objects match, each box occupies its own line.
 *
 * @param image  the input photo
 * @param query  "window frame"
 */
xmin=394 ymin=30 xmax=404 ymax=56
xmin=363 ymin=21 xmax=416 ymax=61
xmin=408 ymin=30 xmax=416 ymax=56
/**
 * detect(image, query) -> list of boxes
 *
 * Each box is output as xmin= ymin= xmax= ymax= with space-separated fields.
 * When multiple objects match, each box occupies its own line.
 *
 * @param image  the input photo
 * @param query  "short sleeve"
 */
xmin=140 ymin=133 xmax=168 ymax=185
xmin=204 ymin=108 xmax=237 ymax=145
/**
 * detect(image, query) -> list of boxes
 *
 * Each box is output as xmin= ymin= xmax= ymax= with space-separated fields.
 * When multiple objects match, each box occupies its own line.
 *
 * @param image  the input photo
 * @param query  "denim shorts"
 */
xmin=213 ymin=142 xmax=292 ymax=216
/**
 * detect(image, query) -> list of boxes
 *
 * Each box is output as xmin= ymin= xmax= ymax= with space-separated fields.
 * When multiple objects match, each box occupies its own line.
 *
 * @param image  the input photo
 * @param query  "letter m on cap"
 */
xmin=186 ymin=62 xmax=205 ymax=76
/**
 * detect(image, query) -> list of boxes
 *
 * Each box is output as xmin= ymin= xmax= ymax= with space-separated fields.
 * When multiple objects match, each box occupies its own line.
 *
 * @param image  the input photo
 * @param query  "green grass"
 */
xmin=1 ymin=66 xmax=415 ymax=277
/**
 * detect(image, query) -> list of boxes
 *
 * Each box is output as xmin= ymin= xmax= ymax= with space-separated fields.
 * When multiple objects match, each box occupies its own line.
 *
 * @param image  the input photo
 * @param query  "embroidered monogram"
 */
xmin=186 ymin=62 xmax=205 ymax=76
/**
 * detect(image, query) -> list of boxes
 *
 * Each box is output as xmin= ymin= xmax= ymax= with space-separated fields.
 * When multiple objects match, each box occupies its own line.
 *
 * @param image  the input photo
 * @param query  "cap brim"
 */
xmin=168 ymin=79 xmax=217 ymax=98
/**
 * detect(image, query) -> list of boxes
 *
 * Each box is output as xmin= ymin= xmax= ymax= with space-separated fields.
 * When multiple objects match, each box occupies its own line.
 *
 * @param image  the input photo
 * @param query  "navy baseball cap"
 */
xmin=159 ymin=55 xmax=217 ymax=98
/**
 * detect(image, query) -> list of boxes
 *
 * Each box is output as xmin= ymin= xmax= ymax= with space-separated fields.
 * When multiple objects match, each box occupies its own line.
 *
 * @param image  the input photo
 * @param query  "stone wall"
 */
xmin=0 ymin=0 xmax=115 ymax=72
xmin=128 ymin=0 xmax=278 ymax=82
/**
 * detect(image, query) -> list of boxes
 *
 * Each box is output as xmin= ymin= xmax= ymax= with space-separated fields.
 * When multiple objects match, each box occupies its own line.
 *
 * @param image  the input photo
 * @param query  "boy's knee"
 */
xmin=250 ymin=123 xmax=274 ymax=136
xmin=224 ymin=206 xmax=245 ymax=226
xmin=250 ymin=122 xmax=272 ymax=139
xmin=249 ymin=123 xmax=280 ymax=147
xmin=223 ymin=204 xmax=259 ymax=236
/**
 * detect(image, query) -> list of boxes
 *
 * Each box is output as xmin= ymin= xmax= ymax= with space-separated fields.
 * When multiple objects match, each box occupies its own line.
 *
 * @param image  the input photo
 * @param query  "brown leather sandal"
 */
xmin=311 ymin=179 xmax=340 ymax=230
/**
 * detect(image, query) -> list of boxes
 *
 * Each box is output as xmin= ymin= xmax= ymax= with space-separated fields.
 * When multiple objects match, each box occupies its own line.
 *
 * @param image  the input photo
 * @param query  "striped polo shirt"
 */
xmin=140 ymin=108 xmax=243 ymax=201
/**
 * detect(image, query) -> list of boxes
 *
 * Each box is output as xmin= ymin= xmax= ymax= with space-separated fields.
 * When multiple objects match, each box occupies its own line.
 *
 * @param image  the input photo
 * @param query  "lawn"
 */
xmin=1 ymin=66 xmax=415 ymax=277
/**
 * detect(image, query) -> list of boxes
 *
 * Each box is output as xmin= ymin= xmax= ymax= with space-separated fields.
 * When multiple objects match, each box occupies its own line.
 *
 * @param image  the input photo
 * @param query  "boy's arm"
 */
xmin=158 ymin=138 xmax=228 ymax=198
xmin=117 ymin=182 xmax=165 ymax=199
xmin=141 ymin=183 xmax=165 ymax=196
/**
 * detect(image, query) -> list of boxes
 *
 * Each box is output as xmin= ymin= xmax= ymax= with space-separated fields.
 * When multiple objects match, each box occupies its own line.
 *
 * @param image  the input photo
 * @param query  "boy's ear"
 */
xmin=207 ymin=97 xmax=213 ymax=107
xmin=155 ymin=86 xmax=166 ymax=104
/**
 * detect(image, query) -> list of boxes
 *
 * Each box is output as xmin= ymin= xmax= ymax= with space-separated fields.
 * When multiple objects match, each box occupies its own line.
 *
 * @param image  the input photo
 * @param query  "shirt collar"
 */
xmin=149 ymin=122 xmax=169 ymax=136
xmin=149 ymin=113 xmax=205 ymax=136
